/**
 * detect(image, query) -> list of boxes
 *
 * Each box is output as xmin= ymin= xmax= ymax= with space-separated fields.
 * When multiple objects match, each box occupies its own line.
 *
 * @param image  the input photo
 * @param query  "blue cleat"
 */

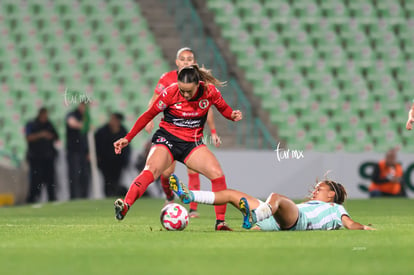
xmin=239 ymin=197 xmax=257 ymax=229
xmin=169 ymin=174 xmax=193 ymax=204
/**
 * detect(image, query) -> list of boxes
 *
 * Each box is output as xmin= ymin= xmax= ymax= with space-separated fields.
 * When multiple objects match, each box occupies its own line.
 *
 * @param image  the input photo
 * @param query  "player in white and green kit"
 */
xmin=252 ymin=200 xmax=350 ymax=231
xmin=169 ymin=175 xmax=375 ymax=231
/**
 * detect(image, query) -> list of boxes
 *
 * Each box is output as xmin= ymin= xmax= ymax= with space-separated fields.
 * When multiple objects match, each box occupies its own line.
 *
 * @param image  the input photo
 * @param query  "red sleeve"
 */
xmin=124 ymin=95 xmax=169 ymax=142
xmin=211 ymin=86 xmax=234 ymax=121
xmin=154 ymin=72 xmax=170 ymax=95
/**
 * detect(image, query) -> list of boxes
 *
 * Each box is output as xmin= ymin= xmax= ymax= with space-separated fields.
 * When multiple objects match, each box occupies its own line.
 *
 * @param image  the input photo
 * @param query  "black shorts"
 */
xmin=151 ymin=128 xmax=204 ymax=163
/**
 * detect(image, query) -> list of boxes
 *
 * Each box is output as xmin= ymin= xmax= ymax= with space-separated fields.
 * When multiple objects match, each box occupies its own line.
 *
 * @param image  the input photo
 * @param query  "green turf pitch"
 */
xmin=0 ymin=198 xmax=413 ymax=274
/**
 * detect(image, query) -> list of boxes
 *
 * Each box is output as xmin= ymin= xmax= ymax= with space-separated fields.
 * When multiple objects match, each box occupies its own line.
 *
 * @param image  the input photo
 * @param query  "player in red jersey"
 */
xmin=113 ymin=65 xmax=242 ymax=230
xmin=145 ymin=48 xmax=220 ymax=219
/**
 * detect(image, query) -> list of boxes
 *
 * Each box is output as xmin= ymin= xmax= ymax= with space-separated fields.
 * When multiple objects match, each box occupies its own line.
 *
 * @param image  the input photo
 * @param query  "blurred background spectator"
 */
xmin=66 ymin=102 xmax=90 ymax=199
xmin=95 ymin=113 xmax=130 ymax=197
xmin=369 ymin=148 xmax=406 ymax=197
xmin=25 ymin=107 xmax=59 ymax=203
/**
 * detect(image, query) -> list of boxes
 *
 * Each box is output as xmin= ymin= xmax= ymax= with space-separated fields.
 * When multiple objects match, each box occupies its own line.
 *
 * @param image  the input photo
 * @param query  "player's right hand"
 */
xmin=211 ymin=132 xmax=221 ymax=148
xmin=406 ymin=119 xmax=413 ymax=130
xmin=114 ymin=138 xmax=129 ymax=154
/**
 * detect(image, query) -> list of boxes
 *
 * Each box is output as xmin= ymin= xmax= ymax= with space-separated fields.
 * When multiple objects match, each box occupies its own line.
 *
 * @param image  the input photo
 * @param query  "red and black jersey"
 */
xmin=125 ymin=82 xmax=234 ymax=142
xmin=154 ymin=70 xmax=178 ymax=96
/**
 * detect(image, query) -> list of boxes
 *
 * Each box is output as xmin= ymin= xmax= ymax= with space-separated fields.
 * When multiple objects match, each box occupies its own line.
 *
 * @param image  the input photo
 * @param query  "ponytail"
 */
xmin=178 ymin=64 xmax=226 ymax=87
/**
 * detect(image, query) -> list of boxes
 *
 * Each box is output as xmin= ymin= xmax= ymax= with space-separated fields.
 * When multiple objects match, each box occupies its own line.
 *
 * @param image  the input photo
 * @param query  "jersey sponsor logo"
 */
xmin=182 ymin=112 xmax=199 ymax=116
xmin=199 ymin=99 xmax=209 ymax=109
xmin=172 ymin=118 xmax=202 ymax=128
xmin=157 ymin=100 xmax=167 ymax=110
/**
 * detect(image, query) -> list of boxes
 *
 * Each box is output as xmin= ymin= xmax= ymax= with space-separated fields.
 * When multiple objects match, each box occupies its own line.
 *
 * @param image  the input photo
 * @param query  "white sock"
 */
xmin=254 ymin=202 xmax=273 ymax=222
xmin=192 ymin=191 xmax=215 ymax=205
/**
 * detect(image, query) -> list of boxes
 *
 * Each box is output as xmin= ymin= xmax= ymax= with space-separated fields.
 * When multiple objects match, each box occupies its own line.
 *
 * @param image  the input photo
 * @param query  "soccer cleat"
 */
xmin=114 ymin=198 xmax=130 ymax=221
xmin=189 ymin=210 xmax=200 ymax=218
xmin=169 ymin=174 xmax=193 ymax=204
xmin=239 ymin=197 xmax=257 ymax=229
xmin=215 ymin=221 xmax=233 ymax=231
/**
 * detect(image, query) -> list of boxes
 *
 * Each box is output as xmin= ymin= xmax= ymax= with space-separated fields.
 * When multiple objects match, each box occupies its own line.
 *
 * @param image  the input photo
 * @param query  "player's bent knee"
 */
xmin=266 ymin=193 xmax=282 ymax=204
xmin=208 ymin=167 xmax=224 ymax=180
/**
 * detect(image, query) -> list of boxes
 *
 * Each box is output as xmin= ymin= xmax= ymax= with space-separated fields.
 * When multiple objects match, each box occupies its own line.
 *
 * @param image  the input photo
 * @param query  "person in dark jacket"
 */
xmin=95 ymin=113 xmax=130 ymax=197
xmin=66 ymin=102 xmax=90 ymax=199
xmin=25 ymin=107 xmax=59 ymax=203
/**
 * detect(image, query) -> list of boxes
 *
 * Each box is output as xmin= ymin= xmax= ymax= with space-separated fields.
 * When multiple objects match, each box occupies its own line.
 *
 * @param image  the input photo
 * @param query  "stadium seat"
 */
xmin=0 ymin=0 xmax=170 ymax=164
xmin=207 ymin=0 xmax=412 ymax=152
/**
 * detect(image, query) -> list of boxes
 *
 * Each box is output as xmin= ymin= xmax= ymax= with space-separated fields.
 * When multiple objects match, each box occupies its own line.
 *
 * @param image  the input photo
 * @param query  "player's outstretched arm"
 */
xmin=342 ymin=215 xmax=375 ymax=230
xmin=211 ymin=87 xmax=243 ymax=122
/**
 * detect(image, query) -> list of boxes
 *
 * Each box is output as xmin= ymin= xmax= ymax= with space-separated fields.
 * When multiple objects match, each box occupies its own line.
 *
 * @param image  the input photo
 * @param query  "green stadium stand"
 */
xmin=0 ymin=0 xmax=167 ymax=165
xmin=208 ymin=0 xmax=412 ymax=153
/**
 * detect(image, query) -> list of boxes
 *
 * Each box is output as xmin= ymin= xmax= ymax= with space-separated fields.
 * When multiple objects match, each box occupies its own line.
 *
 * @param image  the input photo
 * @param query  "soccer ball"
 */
xmin=160 ymin=203 xmax=189 ymax=231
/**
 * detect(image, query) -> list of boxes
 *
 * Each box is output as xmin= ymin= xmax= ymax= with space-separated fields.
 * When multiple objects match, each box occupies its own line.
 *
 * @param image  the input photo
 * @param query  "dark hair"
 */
xmin=324 ymin=180 xmax=347 ymax=205
xmin=37 ymin=107 xmax=48 ymax=118
xmin=177 ymin=64 xmax=226 ymax=87
xmin=112 ymin=112 xmax=124 ymax=121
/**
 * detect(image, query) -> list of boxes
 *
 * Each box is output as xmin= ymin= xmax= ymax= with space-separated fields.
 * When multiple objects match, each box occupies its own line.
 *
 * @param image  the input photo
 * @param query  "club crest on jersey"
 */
xmin=174 ymin=102 xmax=182 ymax=109
xmin=156 ymin=84 xmax=165 ymax=93
xmin=199 ymin=99 xmax=209 ymax=109
xmin=157 ymin=100 xmax=167 ymax=110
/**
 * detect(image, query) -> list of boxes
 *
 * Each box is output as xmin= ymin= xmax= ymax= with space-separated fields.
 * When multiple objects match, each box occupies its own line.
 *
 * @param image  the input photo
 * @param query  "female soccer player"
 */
xmin=113 ymin=65 xmax=242 ymax=231
xmin=146 ymin=47 xmax=220 ymax=218
xmin=169 ymin=174 xmax=375 ymax=231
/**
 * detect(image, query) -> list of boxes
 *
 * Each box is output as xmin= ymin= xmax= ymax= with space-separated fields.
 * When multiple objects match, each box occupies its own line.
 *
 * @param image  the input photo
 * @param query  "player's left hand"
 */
xmin=231 ymin=110 xmax=243 ymax=121
xmin=363 ymin=224 xmax=376 ymax=230
xmin=211 ymin=132 xmax=221 ymax=148
xmin=406 ymin=119 xmax=413 ymax=130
